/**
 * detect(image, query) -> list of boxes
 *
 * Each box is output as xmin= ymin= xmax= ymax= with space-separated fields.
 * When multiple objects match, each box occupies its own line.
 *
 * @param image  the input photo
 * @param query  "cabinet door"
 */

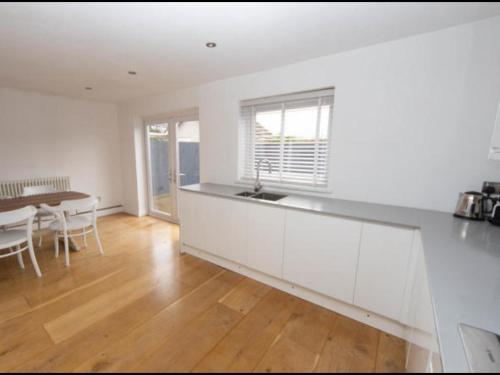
xmin=283 ymin=210 xmax=362 ymax=304
xmin=246 ymin=203 xmax=286 ymax=278
xmin=215 ymin=198 xmax=248 ymax=264
xmin=405 ymin=232 xmax=437 ymax=335
xmin=354 ymin=222 xmax=415 ymax=321
xmin=179 ymin=191 xmax=218 ymax=253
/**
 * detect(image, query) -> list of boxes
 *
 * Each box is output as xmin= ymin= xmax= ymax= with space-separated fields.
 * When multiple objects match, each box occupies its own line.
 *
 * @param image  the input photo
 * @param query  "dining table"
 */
xmin=0 ymin=191 xmax=90 ymax=251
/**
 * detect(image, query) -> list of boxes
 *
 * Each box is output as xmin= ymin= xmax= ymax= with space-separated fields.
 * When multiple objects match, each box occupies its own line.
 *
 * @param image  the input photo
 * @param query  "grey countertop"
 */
xmin=180 ymin=183 xmax=500 ymax=373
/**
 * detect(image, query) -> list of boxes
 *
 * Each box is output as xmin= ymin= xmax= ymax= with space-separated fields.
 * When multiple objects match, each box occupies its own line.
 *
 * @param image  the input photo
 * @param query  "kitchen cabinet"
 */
xmin=354 ymin=222 xmax=415 ymax=321
xmin=405 ymin=232 xmax=440 ymax=372
xmin=246 ymin=203 xmax=286 ymax=278
xmin=214 ymin=197 xmax=248 ymax=264
xmin=179 ymin=191 xmax=218 ymax=253
xmin=283 ymin=209 xmax=362 ymax=304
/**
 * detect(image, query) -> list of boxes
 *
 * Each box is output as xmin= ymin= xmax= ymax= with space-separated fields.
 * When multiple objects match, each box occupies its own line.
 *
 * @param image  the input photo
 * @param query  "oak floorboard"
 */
xmin=193 ymin=288 xmax=298 ymax=373
xmin=375 ymin=332 xmax=407 ymax=373
xmin=0 ymin=295 xmax=31 ymax=324
xmin=219 ymin=277 xmax=271 ymax=315
xmin=135 ymin=303 xmax=244 ymax=372
xmin=314 ymin=315 xmax=379 ymax=373
xmin=74 ymin=270 xmax=243 ymax=372
xmin=253 ymin=298 xmax=337 ymax=373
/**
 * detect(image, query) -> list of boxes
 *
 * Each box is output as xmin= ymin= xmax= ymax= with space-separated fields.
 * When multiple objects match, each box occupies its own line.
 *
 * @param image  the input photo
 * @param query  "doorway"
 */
xmin=145 ymin=115 xmax=200 ymax=222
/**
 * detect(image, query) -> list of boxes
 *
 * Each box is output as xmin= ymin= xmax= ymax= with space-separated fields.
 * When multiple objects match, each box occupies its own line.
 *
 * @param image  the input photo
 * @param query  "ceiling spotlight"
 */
xmin=128 ymin=71 xmax=137 ymax=75
xmin=206 ymin=42 xmax=217 ymax=48
xmin=85 ymin=87 xmax=92 ymax=90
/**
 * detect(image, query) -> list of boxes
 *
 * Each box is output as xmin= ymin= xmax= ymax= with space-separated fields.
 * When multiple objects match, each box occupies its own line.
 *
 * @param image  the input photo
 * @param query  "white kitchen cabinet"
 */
xmin=179 ymin=191 xmax=218 ymax=253
xmin=409 ymin=234 xmax=437 ymax=335
xmin=214 ymin=197 xmax=248 ymax=264
xmin=283 ymin=209 xmax=362 ymax=304
xmin=246 ymin=203 xmax=286 ymax=278
xmin=405 ymin=232 xmax=440 ymax=372
xmin=354 ymin=222 xmax=415 ymax=321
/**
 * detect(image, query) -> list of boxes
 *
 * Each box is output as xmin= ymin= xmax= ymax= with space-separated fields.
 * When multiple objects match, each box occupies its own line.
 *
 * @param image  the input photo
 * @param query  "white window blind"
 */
xmin=239 ymin=88 xmax=334 ymax=189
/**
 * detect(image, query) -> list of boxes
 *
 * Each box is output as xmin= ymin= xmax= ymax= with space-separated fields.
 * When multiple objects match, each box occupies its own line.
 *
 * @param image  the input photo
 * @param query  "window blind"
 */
xmin=239 ymin=88 xmax=334 ymax=189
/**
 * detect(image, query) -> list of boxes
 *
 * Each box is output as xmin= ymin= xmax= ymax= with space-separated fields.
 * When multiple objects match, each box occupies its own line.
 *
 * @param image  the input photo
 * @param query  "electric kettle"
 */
xmin=453 ymin=191 xmax=485 ymax=220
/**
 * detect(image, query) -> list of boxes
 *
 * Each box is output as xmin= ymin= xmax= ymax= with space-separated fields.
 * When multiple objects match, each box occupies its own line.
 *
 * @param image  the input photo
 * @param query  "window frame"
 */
xmin=237 ymin=88 xmax=335 ymax=194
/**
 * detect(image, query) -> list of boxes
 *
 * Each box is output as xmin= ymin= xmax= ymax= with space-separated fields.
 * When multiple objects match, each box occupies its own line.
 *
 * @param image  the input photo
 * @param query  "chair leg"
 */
xmin=54 ymin=233 xmax=59 ymax=258
xmin=27 ymin=237 xmax=42 ymax=277
xmin=93 ymin=224 xmax=104 ymax=255
xmin=83 ymin=228 xmax=88 ymax=248
xmin=16 ymin=245 xmax=25 ymax=270
xmin=38 ymin=216 xmax=43 ymax=248
xmin=63 ymin=231 xmax=70 ymax=267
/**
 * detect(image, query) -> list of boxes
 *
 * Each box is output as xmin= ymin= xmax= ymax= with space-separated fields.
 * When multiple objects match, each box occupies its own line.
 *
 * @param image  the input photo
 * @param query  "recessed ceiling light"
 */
xmin=85 ymin=87 xmax=92 ymax=90
xmin=206 ymin=42 xmax=217 ymax=48
xmin=128 ymin=71 xmax=137 ymax=75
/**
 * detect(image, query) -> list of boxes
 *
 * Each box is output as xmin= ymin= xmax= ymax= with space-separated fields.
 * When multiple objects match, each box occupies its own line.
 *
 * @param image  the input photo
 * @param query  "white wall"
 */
xmin=0 ymin=87 xmax=122 ymax=209
xmin=118 ymin=16 xmax=500 ymax=215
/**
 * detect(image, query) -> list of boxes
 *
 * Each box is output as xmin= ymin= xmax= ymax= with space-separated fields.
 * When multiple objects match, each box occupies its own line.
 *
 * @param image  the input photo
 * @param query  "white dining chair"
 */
xmin=0 ymin=195 xmax=12 ymax=231
xmin=0 ymin=205 xmax=42 ymax=277
xmin=41 ymin=196 xmax=104 ymax=267
xmin=22 ymin=185 xmax=57 ymax=247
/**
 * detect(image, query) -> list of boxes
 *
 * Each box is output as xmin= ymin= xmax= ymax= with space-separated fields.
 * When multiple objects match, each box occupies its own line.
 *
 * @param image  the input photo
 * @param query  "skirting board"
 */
xmin=182 ymin=243 xmax=412 ymax=341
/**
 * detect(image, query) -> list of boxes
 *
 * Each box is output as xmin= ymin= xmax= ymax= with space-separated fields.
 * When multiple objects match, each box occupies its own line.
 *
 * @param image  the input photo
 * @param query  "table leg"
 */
xmin=57 ymin=212 xmax=80 ymax=252
xmin=58 ymin=236 xmax=80 ymax=251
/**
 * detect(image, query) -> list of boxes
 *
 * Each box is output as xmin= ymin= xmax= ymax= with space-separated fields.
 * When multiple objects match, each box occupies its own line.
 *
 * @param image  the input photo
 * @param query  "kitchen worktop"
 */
xmin=180 ymin=182 xmax=500 ymax=373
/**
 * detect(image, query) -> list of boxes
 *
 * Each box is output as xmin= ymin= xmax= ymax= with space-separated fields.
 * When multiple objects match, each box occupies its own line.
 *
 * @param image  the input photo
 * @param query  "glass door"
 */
xmin=145 ymin=115 xmax=200 ymax=223
xmin=176 ymin=120 xmax=200 ymax=188
xmin=145 ymin=122 xmax=177 ymax=222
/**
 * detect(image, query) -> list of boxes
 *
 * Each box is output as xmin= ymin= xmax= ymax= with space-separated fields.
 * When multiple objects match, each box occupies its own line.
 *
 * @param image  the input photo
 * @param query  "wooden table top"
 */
xmin=0 ymin=191 xmax=90 ymax=213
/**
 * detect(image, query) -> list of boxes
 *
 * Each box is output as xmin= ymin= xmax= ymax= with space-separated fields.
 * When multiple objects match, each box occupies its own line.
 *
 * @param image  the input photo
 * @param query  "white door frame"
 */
xmin=144 ymin=112 xmax=199 ymax=223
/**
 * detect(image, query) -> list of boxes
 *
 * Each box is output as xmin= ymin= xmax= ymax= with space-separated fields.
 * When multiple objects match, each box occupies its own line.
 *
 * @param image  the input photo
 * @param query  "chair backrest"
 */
xmin=22 ymin=185 xmax=57 ymax=196
xmin=60 ymin=196 xmax=99 ymax=214
xmin=0 ymin=205 xmax=37 ymax=227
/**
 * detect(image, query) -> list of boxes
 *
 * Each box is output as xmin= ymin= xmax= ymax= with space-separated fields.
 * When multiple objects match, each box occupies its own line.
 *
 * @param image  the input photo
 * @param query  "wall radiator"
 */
xmin=0 ymin=176 xmax=71 ymax=198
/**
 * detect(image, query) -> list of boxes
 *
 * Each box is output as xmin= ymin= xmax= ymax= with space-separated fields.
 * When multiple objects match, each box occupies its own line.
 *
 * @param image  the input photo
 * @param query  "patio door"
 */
xmin=145 ymin=115 xmax=199 ymax=222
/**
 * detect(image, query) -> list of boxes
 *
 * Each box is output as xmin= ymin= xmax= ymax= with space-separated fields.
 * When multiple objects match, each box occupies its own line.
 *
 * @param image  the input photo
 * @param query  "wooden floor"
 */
xmin=0 ymin=214 xmax=406 ymax=373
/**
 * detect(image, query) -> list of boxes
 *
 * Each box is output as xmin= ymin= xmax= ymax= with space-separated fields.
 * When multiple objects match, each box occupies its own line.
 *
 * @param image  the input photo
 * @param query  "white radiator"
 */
xmin=0 ymin=176 xmax=71 ymax=198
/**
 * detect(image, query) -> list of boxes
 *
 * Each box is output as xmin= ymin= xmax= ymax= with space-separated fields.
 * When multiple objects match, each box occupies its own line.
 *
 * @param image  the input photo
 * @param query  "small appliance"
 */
xmin=488 ymin=202 xmax=500 ymax=226
xmin=453 ymin=191 xmax=485 ymax=220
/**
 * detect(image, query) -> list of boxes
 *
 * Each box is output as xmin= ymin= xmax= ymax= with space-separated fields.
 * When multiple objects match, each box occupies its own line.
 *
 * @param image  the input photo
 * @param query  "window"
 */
xmin=239 ymin=88 xmax=334 ymax=190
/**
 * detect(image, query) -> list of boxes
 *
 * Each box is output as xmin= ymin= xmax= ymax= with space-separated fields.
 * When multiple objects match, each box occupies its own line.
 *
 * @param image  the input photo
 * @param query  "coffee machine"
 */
xmin=482 ymin=181 xmax=500 ymax=225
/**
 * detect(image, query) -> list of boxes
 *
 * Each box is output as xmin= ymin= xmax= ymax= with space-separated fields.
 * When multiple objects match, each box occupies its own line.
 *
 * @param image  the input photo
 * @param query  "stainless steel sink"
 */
xmin=235 ymin=191 xmax=287 ymax=201
xmin=235 ymin=191 xmax=255 ymax=197
xmin=251 ymin=192 xmax=287 ymax=201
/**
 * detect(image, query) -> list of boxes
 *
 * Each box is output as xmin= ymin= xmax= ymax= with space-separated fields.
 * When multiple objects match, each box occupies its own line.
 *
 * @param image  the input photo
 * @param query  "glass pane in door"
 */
xmin=177 ymin=120 xmax=200 ymax=187
xmin=147 ymin=123 xmax=173 ymax=216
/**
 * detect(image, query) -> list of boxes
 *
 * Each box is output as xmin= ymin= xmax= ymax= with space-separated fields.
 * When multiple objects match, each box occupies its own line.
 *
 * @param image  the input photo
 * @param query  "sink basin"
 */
xmin=251 ymin=192 xmax=287 ymax=201
xmin=235 ymin=191 xmax=256 ymax=197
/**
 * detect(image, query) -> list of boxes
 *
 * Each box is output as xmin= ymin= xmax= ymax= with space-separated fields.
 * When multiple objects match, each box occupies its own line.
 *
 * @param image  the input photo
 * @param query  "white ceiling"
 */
xmin=1 ymin=2 xmax=500 ymax=103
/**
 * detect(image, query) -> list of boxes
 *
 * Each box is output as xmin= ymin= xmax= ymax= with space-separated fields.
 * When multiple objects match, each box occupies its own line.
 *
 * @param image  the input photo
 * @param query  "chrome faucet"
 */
xmin=254 ymin=159 xmax=272 ymax=192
